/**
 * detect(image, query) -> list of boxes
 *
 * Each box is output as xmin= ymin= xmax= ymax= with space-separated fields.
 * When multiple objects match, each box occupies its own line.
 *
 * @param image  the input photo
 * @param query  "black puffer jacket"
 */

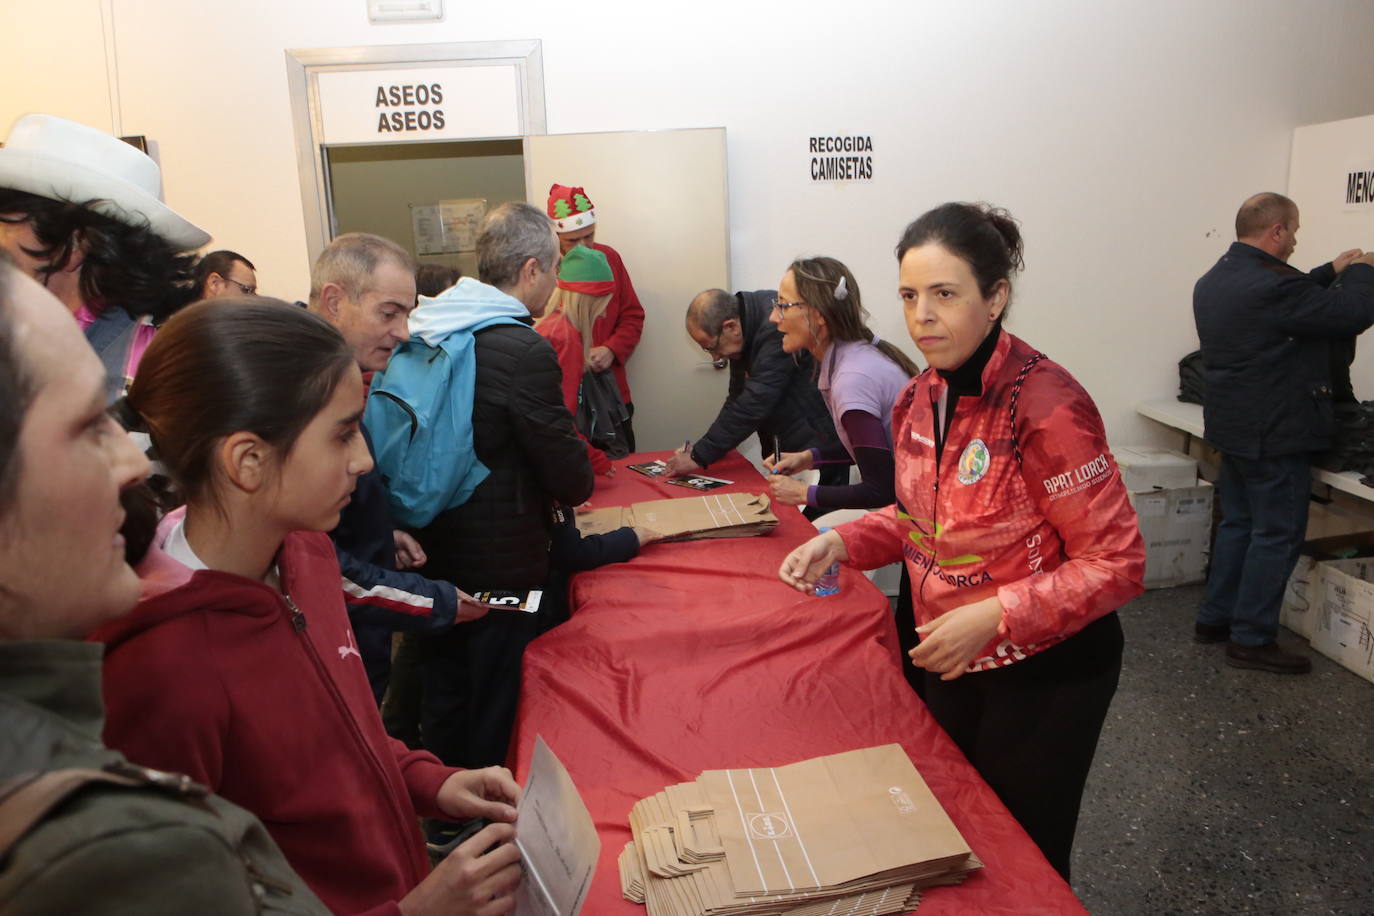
xmin=417 ymin=322 xmax=594 ymax=589
xmin=1195 ymin=242 xmax=1374 ymax=459
xmin=690 ymin=290 xmax=838 ymax=468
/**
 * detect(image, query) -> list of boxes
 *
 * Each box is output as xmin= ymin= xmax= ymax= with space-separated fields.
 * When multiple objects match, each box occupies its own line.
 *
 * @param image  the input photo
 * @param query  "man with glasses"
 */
xmin=667 ymin=288 xmax=841 ymax=516
xmin=192 ymin=249 xmax=258 ymax=299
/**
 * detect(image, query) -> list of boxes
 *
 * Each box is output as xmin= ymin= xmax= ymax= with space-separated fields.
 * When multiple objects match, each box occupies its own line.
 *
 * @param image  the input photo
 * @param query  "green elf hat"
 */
xmin=547 ymin=183 xmax=596 ymax=232
xmin=557 ymin=245 xmax=614 ymax=295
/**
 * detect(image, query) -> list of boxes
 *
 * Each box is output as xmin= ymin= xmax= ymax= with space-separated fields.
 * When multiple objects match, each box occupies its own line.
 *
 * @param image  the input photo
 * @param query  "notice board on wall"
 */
xmin=411 ymin=198 xmax=487 ymax=255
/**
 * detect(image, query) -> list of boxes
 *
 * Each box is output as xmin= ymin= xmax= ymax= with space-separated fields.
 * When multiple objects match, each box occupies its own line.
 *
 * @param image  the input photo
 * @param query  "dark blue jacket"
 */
xmin=690 ymin=290 xmax=838 ymax=469
xmin=331 ymin=427 xmax=458 ymax=698
xmin=1195 ymin=242 xmax=1374 ymax=458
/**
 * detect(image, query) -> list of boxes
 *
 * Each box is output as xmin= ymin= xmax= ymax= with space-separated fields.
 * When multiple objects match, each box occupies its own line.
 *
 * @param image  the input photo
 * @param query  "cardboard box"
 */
xmin=1129 ymin=482 xmax=1213 ymax=589
xmin=1281 ymin=554 xmax=1322 ymax=639
xmin=1281 ymin=531 xmax=1374 ymax=639
xmin=1313 ymin=558 xmax=1374 ymax=684
xmin=1115 ymin=445 xmax=1198 ymax=492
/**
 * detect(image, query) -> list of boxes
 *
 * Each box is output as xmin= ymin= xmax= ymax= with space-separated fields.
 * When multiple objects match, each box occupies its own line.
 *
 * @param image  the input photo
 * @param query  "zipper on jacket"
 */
xmin=929 ymin=389 xmax=944 ymax=492
xmin=282 ymin=591 xmax=428 ymax=885
xmin=284 ymin=595 xmax=307 ymax=632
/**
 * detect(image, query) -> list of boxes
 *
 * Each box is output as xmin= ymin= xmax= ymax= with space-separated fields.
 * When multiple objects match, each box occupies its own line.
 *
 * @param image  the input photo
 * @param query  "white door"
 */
xmin=1289 ymin=114 xmax=1374 ymax=398
xmin=525 ymin=128 xmax=730 ymax=452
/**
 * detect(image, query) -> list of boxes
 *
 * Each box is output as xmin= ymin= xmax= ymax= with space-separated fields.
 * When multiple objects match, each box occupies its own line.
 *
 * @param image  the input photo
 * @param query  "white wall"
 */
xmin=6 ymin=0 xmax=1374 ymax=446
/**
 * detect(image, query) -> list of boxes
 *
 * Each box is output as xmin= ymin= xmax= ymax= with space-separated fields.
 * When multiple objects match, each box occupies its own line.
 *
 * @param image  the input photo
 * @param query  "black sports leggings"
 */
xmin=921 ymin=611 xmax=1124 ymax=882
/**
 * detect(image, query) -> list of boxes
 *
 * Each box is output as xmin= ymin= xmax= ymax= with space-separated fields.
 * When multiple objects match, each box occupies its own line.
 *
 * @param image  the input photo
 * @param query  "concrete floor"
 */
xmin=1071 ymin=584 xmax=1374 ymax=915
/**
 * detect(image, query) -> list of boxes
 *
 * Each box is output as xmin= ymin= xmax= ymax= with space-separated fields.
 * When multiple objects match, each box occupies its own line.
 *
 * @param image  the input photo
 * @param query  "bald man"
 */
xmin=1193 ymin=192 xmax=1374 ymax=674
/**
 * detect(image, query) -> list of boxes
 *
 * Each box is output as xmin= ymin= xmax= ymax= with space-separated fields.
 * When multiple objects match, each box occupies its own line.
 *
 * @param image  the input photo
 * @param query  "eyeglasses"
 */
xmin=771 ymin=298 xmax=807 ymax=313
xmin=220 ymin=275 xmax=257 ymax=295
xmin=700 ymin=332 xmax=722 ymax=356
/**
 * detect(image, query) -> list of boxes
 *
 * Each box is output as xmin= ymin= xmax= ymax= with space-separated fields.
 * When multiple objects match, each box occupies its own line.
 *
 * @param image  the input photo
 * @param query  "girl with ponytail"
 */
xmin=95 ymin=299 xmax=523 ymax=916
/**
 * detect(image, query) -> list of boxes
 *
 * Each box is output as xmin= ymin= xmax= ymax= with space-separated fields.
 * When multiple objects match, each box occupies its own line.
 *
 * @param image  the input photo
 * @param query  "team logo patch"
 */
xmin=956 ymin=438 xmax=991 ymax=485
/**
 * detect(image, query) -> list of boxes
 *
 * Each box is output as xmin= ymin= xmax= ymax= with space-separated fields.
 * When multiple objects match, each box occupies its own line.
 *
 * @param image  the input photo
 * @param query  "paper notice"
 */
xmin=514 ymin=737 xmax=601 ymax=916
xmin=439 ymin=198 xmax=488 ymax=252
xmin=411 ymin=204 xmax=447 ymax=256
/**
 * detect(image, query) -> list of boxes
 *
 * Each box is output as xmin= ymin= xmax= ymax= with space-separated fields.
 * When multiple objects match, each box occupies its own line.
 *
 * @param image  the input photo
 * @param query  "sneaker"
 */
xmin=1226 ymin=641 xmax=1312 ymax=674
xmin=1194 ymin=622 xmax=1229 ymax=644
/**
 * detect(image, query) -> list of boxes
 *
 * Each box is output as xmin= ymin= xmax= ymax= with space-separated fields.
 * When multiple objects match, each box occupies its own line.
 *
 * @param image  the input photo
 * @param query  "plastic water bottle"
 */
xmin=814 ymin=526 xmax=841 ymax=596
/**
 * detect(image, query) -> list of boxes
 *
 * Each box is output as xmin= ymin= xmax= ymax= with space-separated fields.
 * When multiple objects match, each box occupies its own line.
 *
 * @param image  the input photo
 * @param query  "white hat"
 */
xmin=0 ymin=114 xmax=209 ymax=250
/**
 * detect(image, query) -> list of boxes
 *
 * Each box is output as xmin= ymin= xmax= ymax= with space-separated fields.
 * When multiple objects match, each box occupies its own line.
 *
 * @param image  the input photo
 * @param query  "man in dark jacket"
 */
xmin=308 ymin=233 xmax=477 ymax=706
xmin=414 ymin=203 xmax=594 ymax=768
xmin=663 ymin=288 xmax=842 ymax=514
xmin=1194 ymin=192 xmax=1374 ymax=674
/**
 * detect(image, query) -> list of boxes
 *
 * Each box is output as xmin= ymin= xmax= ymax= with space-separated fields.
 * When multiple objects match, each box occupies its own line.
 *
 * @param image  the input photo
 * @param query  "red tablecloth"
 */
xmin=510 ymin=451 xmax=1087 ymax=916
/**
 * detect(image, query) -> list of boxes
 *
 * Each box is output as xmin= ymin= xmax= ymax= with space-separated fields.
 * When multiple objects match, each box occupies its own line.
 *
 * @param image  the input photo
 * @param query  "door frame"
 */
xmin=285 ymin=40 xmax=546 ymax=262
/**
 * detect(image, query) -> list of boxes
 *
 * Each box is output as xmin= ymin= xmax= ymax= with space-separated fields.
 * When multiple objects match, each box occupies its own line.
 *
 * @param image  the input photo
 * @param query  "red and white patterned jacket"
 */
xmin=838 ymin=330 xmax=1145 ymax=672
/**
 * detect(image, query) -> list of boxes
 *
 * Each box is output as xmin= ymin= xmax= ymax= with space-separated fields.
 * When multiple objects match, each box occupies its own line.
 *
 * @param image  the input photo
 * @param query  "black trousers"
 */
xmin=381 ymin=632 xmax=424 ymax=749
xmin=415 ymin=588 xmax=563 ymax=769
xmin=921 ymin=611 xmax=1124 ymax=882
xmin=893 ymin=564 xmax=923 ymax=699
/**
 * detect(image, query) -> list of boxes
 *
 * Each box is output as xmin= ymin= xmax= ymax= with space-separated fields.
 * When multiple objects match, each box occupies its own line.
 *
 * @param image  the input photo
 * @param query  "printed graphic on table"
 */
xmin=661 ymin=474 xmax=732 ymax=491
xmin=628 ymin=461 xmax=670 ymax=478
xmin=629 ymin=460 xmax=734 ymax=489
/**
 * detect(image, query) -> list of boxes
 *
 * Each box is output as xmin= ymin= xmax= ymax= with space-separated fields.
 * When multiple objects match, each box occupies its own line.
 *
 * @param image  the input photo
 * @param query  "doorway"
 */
xmin=326 ymin=139 xmax=525 ymax=278
xmin=287 ymin=42 xmax=733 ymax=450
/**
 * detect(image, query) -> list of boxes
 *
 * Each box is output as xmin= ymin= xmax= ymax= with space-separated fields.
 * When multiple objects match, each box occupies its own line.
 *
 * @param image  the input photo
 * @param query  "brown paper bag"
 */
xmin=696 ymin=743 xmax=972 ymax=896
xmin=576 ymin=492 xmax=778 ymax=541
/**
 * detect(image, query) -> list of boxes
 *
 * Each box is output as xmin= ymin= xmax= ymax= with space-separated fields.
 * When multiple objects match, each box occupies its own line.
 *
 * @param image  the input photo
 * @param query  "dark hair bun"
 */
xmin=895 ymin=201 xmax=1025 ymax=301
xmin=979 ymin=205 xmax=1024 ymax=274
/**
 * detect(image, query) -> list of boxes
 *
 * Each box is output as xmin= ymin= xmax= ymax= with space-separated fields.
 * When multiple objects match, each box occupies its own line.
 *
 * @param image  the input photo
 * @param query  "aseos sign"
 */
xmin=316 ymin=65 xmax=521 ymax=145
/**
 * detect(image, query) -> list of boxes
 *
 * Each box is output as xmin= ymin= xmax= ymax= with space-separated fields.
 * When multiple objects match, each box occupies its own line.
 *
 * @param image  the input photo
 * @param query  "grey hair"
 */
xmin=476 ymin=203 xmax=558 ymax=291
xmin=687 ymin=289 xmax=739 ymax=336
xmin=308 ymin=232 xmax=417 ymax=306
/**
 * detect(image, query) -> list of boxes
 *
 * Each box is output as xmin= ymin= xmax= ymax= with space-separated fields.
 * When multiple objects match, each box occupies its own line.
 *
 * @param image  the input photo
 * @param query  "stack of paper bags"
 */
xmin=576 ymin=492 xmax=779 ymax=542
xmin=618 ymin=744 xmax=981 ymax=916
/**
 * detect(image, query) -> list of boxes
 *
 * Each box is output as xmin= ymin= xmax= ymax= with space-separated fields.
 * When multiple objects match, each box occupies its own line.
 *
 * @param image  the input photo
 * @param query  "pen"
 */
xmin=772 ymin=443 xmax=781 ymax=474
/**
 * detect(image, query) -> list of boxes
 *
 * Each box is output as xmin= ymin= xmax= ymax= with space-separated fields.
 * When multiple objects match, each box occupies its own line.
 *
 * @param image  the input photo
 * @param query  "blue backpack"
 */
xmin=364 ymin=315 xmax=526 ymax=528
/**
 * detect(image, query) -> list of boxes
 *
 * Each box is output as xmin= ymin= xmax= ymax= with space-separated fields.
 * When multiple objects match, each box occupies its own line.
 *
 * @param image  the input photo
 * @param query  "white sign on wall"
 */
xmin=1343 ymin=160 xmax=1374 ymax=211
xmin=316 ymin=65 xmax=521 ymax=145
xmin=808 ymin=134 xmax=874 ymax=182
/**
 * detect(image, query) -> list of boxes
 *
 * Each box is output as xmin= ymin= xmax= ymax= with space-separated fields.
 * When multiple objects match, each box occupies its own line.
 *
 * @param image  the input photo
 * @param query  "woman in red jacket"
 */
xmin=94 ymin=300 xmax=523 ymax=916
xmin=780 ymin=202 xmax=1145 ymax=881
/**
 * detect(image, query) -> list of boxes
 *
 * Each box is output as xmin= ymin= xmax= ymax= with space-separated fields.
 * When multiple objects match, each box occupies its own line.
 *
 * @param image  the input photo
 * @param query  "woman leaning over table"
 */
xmin=779 ymin=202 xmax=1145 ymax=881
xmin=762 ymin=256 xmax=920 ymax=510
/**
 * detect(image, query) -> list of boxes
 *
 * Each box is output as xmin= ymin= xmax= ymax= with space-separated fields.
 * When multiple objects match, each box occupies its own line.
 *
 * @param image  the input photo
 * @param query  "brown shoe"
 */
xmin=1226 ymin=641 xmax=1312 ymax=674
xmin=1194 ymin=622 xmax=1229 ymax=644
